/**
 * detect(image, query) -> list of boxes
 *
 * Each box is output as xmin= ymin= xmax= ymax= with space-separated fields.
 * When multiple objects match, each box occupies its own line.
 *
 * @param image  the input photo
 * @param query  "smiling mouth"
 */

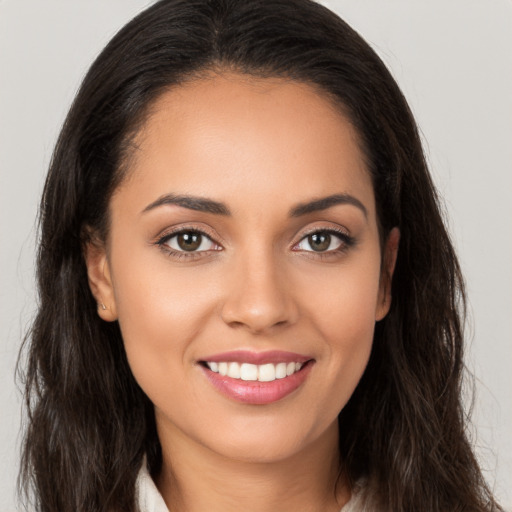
xmin=199 ymin=356 xmax=314 ymax=404
xmin=203 ymin=361 xmax=304 ymax=382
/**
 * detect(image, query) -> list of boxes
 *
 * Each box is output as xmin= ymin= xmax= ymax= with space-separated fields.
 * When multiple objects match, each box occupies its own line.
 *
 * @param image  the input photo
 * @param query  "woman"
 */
xmin=19 ymin=0 xmax=504 ymax=511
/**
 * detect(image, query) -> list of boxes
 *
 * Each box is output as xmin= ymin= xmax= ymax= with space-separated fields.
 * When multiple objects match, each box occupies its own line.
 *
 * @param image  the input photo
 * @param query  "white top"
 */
xmin=135 ymin=462 xmax=169 ymax=512
xmin=135 ymin=461 xmax=368 ymax=512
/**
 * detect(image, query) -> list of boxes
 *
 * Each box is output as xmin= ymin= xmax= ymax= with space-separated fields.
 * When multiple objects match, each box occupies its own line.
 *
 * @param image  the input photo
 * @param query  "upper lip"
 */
xmin=199 ymin=350 xmax=312 ymax=365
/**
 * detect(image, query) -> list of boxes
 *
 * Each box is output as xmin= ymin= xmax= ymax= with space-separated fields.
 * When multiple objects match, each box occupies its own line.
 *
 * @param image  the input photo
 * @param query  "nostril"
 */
xmin=221 ymin=298 xmax=297 ymax=333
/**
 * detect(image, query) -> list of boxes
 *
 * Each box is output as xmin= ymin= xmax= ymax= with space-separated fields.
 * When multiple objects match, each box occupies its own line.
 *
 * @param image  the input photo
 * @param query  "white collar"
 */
xmin=135 ymin=459 xmax=366 ymax=512
xmin=135 ymin=459 xmax=170 ymax=512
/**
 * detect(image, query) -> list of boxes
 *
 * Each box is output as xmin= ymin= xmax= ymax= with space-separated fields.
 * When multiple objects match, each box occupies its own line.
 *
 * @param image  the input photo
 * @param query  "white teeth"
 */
xmin=227 ymin=362 xmax=240 ymax=379
xmin=275 ymin=362 xmax=287 ymax=379
xmin=218 ymin=362 xmax=228 ymax=376
xmin=258 ymin=363 xmax=276 ymax=382
xmin=240 ymin=363 xmax=258 ymax=381
xmin=206 ymin=361 xmax=304 ymax=382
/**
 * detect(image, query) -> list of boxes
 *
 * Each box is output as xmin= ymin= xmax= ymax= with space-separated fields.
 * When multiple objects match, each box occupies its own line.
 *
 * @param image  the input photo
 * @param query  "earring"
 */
xmin=99 ymin=302 xmax=107 ymax=310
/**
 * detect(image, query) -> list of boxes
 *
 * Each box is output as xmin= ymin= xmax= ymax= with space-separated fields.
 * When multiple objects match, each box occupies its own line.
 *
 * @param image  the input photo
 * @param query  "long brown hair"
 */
xmin=19 ymin=1 xmax=503 ymax=510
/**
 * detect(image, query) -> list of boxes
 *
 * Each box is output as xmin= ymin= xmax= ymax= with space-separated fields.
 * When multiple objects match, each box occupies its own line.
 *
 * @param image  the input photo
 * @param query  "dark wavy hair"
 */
xmin=18 ymin=1 xmax=503 ymax=511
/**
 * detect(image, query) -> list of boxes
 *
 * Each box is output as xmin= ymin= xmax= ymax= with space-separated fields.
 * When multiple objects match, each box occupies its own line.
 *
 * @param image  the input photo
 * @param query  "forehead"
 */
xmin=115 ymin=72 xmax=375 ymax=220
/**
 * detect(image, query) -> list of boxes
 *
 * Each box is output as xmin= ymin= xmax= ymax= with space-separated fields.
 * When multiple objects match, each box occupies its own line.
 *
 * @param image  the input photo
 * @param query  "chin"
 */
xmin=196 ymin=414 xmax=338 ymax=465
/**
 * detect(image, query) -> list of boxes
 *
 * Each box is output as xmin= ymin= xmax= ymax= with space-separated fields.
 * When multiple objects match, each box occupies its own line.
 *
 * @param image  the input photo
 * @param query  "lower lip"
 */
xmin=200 ymin=361 xmax=313 ymax=405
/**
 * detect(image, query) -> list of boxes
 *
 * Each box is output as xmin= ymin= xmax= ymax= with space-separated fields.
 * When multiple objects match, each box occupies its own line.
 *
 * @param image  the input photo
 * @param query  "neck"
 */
xmin=155 ymin=421 xmax=349 ymax=512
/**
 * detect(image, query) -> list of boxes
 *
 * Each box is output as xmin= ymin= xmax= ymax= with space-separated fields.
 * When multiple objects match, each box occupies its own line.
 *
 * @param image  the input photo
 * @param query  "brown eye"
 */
xmin=294 ymin=229 xmax=351 ymax=253
xmin=308 ymin=232 xmax=332 ymax=252
xmin=164 ymin=230 xmax=218 ymax=253
xmin=177 ymin=231 xmax=202 ymax=251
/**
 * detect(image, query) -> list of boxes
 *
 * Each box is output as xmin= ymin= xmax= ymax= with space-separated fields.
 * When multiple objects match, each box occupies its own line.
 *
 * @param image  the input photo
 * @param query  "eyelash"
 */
xmin=292 ymin=227 xmax=356 ymax=259
xmin=155 ymin=226 xmax=355 ymax=260
xmin=155 ymin=226 xmax=221 ymax=261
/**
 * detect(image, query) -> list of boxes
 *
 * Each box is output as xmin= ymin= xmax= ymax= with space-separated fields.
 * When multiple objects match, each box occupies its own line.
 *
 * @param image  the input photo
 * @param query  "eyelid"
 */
xmin=152 ymin=222 xmax=355 ymax=260
xmin=291 ymin=224 xmax=355 ymax=253
xmin=292 ymin=224 xmax=352 ymax=244
xmin=154 ymin=224 xmax=224 ymax=252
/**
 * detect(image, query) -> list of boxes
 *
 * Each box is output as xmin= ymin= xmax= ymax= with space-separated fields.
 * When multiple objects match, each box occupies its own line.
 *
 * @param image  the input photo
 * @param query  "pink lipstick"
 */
xmin=199 ymin=351 xmax=314 ymax=405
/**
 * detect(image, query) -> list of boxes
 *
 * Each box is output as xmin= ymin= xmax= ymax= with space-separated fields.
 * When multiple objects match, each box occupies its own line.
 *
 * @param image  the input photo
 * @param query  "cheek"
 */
xmin=301 ymin=253 xmax=382 ymax=341
xmin=321 ymin=293 xmax=376 ymax=390
xmin=108 ymin=249 xmax=218 ymax=395
xmin=296 ymin=255 xmax=381 ymax=401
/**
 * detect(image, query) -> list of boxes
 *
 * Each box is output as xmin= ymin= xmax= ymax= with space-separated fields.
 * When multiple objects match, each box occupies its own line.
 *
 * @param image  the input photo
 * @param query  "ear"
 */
xmin=375 ymin=227 xmax=400 ymax=321
xmin=83 ymin=235 xmax=118 ymax=322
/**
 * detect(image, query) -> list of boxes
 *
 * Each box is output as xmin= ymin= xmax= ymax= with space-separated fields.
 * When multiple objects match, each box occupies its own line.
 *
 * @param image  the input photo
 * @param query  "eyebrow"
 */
xmin=141 ymin=192 xmax=367 ymax=218
xmin=289 ymin=193 xmax=368 ymax=218
xmin=141 ymin=194 xmax=231 ymax=215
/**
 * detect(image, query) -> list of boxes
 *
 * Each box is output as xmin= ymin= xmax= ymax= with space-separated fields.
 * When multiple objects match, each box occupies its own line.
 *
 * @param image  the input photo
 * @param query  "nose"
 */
xmin=220 ymin=251 xmax=299 ymax=334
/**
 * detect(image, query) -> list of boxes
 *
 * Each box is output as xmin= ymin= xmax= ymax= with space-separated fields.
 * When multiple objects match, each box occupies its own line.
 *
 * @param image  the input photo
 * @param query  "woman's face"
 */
xmin=87 ymin=73 xmax=398 ymax=463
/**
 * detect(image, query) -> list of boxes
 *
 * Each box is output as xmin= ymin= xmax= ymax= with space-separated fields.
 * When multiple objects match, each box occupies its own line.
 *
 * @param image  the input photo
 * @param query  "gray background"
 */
xmin=1 ymin=0 xmax=510 ymax=509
